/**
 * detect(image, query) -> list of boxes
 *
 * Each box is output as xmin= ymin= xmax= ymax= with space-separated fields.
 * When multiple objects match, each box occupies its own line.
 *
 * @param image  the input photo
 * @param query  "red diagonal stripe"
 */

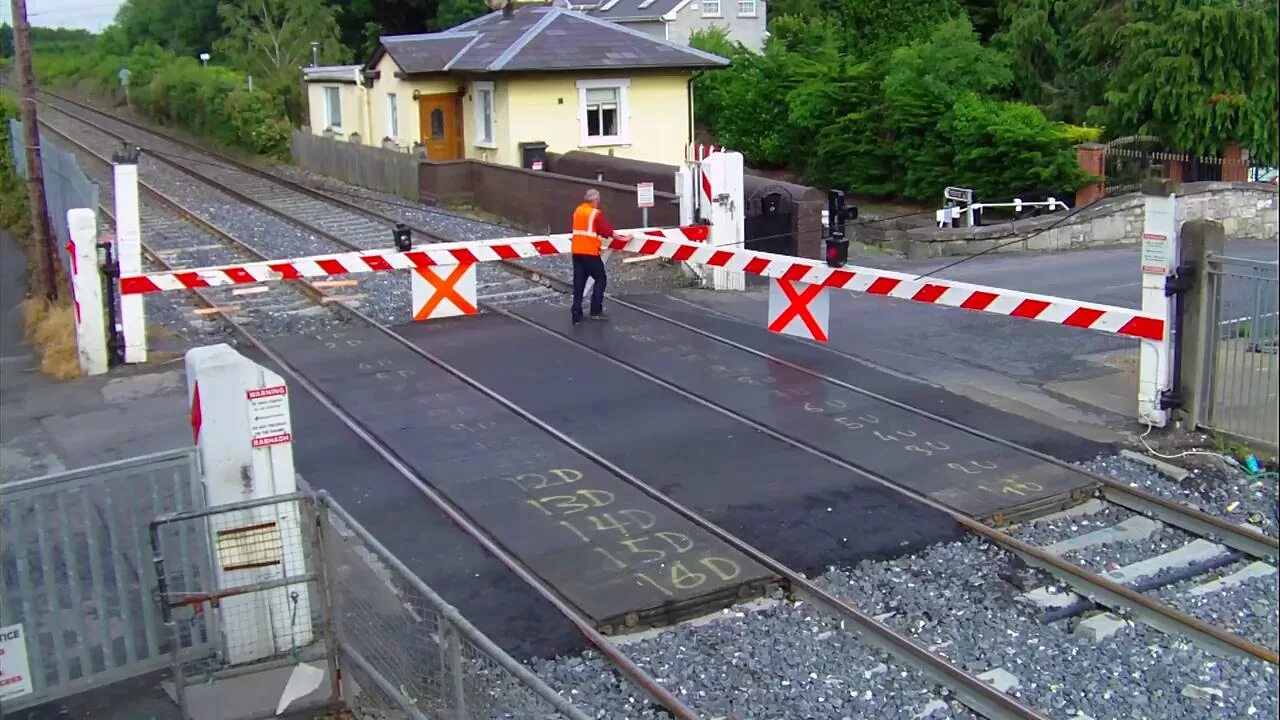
xmin=120 ymin=276 xmax=160 ymax=294
xmin=960 ymin=291 xmax=998 ymax=310
xmin=1118 ymin=316 xmax=1165 ymax=341
xmin=362 ymin=255 xmax=394 ymax=272
xmin=743 ymin=257 xmax=770 ymax=275
xmin=644 ymin=229 xmax=665 ymax=238
xmin=224 ymin=267 xmax=257 ymax=284
xmin=912 ymin=284 xmax=947 ymax=303
xmin=1011 ymin=299 xmax=1051 ymax=319
xmin=701 ymin=173 xmax=713 ymax=201
xmin=532 ymin=240 xmax=559 ymax=256
xmin=316 ymin=259 xmax=349 ymax=275
xmin=823 ymin=269 xmax=855 ymax=287
xmin=672 ymin=245 xmax=696 ymax=261
xmin=404 ymin=251 xmax=434 ymax=268
xmin=709 ymin=250 xmax=734 ymax=267
xmin=782 ymin=264 xmax=809 ymax=282
xmin=681 ymin=225 xmax=710 ymax=242
xmin=450 ymin=248 xmax=479 ymax=264
xmin=1062 ymin=307 xmax=1105 ymax=329
xmin=174 ymin=272 xmax=210 ymax=289
xmin=606 ymin=238 xmax=628 ymax=250
xmin=491 ymin=244 xmax=520 ymax=259
xmin=639 ymin=239 xmax=663 ymax=256
xmin=866 ymin=277 xmax=901 ymax=295
xmin=270 ymin=262 xmax=302 ymax=279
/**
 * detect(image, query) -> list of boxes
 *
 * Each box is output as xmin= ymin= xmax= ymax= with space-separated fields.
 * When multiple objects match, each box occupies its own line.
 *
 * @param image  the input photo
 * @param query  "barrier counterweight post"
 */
xmin=185 ymin=344 xmax=312 ymax=665
xmin=66 ymin=208 xmax=109 ymax=375
xmin=703 ymin=151 xmax=745 ymax=291
xmin=1138 ymin=180 xmax=1179 ymax=427
xmin=113 ymin=147 xmax=147 ymax=364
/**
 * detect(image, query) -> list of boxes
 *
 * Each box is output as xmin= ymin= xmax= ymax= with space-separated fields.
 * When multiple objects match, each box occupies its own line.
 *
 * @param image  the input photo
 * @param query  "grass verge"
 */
xmin=22 ymin=297 xmax=83 ymax=381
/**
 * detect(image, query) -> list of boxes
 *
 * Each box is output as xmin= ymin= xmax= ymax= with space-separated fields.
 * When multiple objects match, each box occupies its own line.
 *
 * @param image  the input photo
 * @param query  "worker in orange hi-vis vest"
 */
xmin=569 ymin=189 xmax=629 ymax=324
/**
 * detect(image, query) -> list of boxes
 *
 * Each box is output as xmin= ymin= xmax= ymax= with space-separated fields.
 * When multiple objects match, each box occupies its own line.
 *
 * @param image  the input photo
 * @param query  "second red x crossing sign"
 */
xmin=767 ymin=278 xmax=830 ymax=343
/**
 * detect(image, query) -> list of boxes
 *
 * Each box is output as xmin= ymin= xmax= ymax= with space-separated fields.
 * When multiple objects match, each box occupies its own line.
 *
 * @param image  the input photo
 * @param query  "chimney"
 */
xmin=502 ymin=1 xmax=514 ymax=18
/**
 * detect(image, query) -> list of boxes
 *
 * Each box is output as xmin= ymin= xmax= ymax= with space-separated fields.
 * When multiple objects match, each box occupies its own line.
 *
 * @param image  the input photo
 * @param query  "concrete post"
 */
xmin=185 ymin=344 xmax=312 ymax=665
xmin=112 ymin=146 xmax=147 ymax=364
xmin=1174 ymin=219 xmax=1226 ymax=429
xmin=1138 ymin=178 xmax=1180 ymax=427
xmin=702 ymin=151 xmax=745 ymax=291
xmin=66 ymin=208 xmax=109 ymax=376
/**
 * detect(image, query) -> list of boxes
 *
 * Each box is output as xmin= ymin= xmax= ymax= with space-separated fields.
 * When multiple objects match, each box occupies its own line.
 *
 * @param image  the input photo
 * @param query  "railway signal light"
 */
xmin=825 ymin=189 xmax=856 ymax=268
xmin=392 ymin=223 xmax=412 ymax=252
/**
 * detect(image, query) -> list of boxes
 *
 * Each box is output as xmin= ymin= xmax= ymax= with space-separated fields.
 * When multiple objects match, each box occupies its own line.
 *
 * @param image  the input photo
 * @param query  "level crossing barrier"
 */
xmin=69 ymin=151 xmax=1178 ymax=427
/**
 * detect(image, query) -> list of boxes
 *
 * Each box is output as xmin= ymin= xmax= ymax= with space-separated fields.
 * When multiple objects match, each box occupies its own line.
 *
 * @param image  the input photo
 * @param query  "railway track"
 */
xmin=37 ymin=99 xmax=1056 ymax=719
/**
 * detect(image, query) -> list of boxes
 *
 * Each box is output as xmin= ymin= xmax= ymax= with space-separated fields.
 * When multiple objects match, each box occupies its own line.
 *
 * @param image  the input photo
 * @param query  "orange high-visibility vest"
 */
xmin=571 ymin=202 xmax=602 ymax=256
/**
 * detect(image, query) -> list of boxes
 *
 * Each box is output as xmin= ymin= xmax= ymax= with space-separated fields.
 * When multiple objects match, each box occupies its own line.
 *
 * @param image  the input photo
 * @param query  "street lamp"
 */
xmin=198 ymin=52 xmax=210 ymax=67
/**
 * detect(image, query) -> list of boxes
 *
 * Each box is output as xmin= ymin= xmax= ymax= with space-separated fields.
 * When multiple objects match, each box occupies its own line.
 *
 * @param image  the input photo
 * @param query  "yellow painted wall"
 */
xmin=461 ymin=80 xmax=510 ymax=165
xmin=369 ymin=55 xmax=458 ymax=150
xmin=497 ymin=72 xmax=692 ymax=167
xmin=306 ymin=81 xmax=365 ymax=140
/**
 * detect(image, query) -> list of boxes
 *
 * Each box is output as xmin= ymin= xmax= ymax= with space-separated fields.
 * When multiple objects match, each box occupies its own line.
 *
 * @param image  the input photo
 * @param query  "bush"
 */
xmin=0 ymin=95 xmax=31 ymax=237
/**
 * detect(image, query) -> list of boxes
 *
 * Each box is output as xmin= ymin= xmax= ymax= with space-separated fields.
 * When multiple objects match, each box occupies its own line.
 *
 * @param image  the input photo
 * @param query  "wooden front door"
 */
xmin=417 ymin=93 xmax=461 ymax=161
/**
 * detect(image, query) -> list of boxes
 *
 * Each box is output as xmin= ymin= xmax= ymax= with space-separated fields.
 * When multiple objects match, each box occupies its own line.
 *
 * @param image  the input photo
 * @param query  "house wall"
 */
xmin=498 ymin=71 xmax=692 ymax=168
xmin=305 ymin=82 xmax=366 ymax=140
xmin=669 ymin=0 xmax=767 ymax=51
xmin=461 ymin=78 xmax=512 ymax=164
xmin=369 ymin=54 xmax=458 ymax=149
xmin=616 ymin=19 xmax=668 ymax=40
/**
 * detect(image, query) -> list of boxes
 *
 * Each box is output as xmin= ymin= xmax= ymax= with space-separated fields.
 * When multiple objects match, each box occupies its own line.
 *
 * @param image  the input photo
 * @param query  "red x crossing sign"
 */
xmin=767 ymin=278 xmax=830 ymax=343
xmin=412 ymin=263 xmax=478 ymax=321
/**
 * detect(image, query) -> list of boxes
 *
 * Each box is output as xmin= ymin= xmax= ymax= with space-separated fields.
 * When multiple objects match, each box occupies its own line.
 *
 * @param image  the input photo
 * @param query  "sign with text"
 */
xmin=0 ymin=623 xmax=33 ymax=701
xmin=247 ymin=385 xmax=292 ymax=448
xmin=1140 ymin=232 xmax=1170 ymax=275
xmin=636 ymin=182 xmax=655 ymax=209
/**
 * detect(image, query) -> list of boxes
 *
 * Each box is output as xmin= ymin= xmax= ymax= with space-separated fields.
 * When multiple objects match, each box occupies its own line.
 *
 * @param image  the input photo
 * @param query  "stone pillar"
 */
xmin=1075 ymin=143 xmax=1106 ymax=207
xmin=1222 ymin=143 xmax=1248 ymax=182
xmin=1175 ymin=219 xmax=1226 ymax=429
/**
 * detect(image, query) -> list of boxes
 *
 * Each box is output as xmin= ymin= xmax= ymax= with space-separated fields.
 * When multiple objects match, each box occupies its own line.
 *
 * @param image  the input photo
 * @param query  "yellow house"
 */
xmin=302 ymin=1 xmax=728 ymax=168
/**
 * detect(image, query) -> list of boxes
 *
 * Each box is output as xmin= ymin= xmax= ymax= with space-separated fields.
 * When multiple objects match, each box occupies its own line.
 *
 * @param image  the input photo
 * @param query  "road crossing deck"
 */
xmin=266 ymin=329 xmax=776 ymax=634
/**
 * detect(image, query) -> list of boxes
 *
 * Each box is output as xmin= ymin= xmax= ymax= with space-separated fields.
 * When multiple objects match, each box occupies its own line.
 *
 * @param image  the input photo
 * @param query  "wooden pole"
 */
xmin=10 ymin=0 xmax=60 ymax=301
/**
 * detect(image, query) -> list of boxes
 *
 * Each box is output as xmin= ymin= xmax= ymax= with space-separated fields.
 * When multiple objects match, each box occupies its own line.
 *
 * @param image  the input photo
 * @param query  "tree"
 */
xmin=215 ymin=0 xmax=348 ymax=79
xmin=1 ymin=23 xmax=13 ymax=58
xmin=436 ymin=0 xmax=488 ymax=29
xmin=1104 ymin=0 xmax=1278 ymax=162
xmin=115 ymin=0 xmax=223 ymax=57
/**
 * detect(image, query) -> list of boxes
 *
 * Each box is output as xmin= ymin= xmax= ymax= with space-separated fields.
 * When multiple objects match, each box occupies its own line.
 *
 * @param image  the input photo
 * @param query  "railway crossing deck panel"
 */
xmin=508 ymin=301 xmax=1098 ymax=521
xmin=398 ymin=315 xmax=964 ymax=574
xmin=266 ymin=328 xmax=776 ymax=630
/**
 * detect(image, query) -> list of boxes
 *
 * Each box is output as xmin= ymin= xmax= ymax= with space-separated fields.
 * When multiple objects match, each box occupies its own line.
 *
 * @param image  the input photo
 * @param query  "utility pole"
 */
xmin=10 ymin=0 xmax=59 ymax=301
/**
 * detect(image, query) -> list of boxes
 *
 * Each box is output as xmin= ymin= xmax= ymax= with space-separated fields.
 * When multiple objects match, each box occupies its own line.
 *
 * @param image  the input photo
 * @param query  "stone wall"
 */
xmin=897 ymin=182 xmax=1279 ymax=258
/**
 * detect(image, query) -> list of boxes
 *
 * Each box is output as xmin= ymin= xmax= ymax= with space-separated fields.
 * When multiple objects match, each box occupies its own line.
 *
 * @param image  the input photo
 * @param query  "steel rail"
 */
xmin=38 ymin=99 xmax=1057 ymax=720
xmin=521 ymin=296 xmax=1279 ymax=666
xmin=44 ymin=119 xmax=690 ymax=720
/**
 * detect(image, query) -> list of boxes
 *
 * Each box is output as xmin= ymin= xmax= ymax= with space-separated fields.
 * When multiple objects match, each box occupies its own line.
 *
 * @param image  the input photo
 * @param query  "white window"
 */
xmin=472 ymin=81 xmax=495 ymax=147
xmin=702 ymin=0 xmax=721 ymax=16
xmin=386 ymin=93 xmax=399 ymax=139
xmin=324 ymin=86 xmax=342 ymax=129
xmin=577 ymin=79 xmax=630 ymax=147
xmin=737 ymin=0 xmax=756 ymax=16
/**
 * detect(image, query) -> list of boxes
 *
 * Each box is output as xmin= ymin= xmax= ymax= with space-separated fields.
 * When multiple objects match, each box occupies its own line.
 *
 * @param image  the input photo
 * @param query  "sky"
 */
xmin=0 ymin=0 xmax=125 ymax=32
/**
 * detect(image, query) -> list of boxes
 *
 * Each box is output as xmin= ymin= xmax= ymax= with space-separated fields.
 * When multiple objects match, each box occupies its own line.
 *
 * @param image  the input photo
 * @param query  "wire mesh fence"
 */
xmin=316 ymin=492 xmax=589 ymax=720
xmin=8 ymin=118 xmax=100 ymax=272
xmin=1202 ymin=254 xmax=1279 ymax=450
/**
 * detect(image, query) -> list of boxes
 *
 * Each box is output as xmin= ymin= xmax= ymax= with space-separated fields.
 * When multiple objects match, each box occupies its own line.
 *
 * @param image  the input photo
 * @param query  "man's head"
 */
xmin=584 ymin=189 xmax=601 ymax=208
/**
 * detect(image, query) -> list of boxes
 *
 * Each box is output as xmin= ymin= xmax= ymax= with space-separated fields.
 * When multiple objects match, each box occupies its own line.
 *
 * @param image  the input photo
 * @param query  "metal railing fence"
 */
xmin=8 ymin=119 xmax=100 ymax=273
xmin=0 ymin=448 xmax=207 ymax=712
xmin=1200 ymin=254 xmax=1279 ymax=450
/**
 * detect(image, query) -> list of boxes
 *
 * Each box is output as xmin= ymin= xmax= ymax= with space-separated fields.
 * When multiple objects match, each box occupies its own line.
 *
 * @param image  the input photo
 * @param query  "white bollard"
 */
xmin=113 ymin=149 xmax=147 ymax=364
xmin=702 ymin=151 xmax=745 ymax=291
xmin=1137 ymin=191 xmax=1179 ymax=427
xmin=66 ymin=209 xmax=109 ymax=376
xmin=185 ymin=344 xmax=313 ymax=664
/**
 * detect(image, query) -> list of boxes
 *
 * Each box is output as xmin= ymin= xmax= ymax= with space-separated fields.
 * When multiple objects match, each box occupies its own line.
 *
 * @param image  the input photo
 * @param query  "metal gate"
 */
xmin=0 ymin=448 xmax=211 ymax=712
xmin=1199 ymin=254 xmax=1279 ymax=450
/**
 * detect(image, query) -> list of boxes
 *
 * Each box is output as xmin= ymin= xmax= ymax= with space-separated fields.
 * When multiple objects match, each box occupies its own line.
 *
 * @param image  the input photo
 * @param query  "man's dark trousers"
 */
xmin=571 ymin=253 xmax=607 ymax=322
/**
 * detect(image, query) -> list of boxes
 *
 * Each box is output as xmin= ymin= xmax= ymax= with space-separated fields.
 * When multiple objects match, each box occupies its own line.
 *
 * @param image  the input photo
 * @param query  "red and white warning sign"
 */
xmin=0 ymin=623 xmax=34 ymax=701
xmin=1140 ymin=232 xmax=1170 ymax=275
xmin=768 ymin=278 xmax=830 ymax=343
xmin=247 ymin=384 xmax=292 ymax=448
xmin=412 ymin=264 xmax=478 ymax=321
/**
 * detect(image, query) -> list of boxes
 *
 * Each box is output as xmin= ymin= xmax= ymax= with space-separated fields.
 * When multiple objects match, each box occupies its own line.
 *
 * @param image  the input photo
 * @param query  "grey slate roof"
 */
xmin=578 ymin=0 xmax=686 ymax=21
xmin=372 ymin=4 xmax=727 ymax=75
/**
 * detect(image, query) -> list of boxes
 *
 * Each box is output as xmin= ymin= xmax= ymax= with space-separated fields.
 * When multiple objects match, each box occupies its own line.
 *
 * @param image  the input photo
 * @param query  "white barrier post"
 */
xmin=702 ymin=151 xmax=745 ymax=291
xmin=66 ymin=209 xmax=109 ymax=375
xmin=1138 ymin=183 xmax=1179 ymax=427
xmin=185 ymin=344 xmax=313 ymax=664
xmin=113 ymin=146 xmax=147 ymax=364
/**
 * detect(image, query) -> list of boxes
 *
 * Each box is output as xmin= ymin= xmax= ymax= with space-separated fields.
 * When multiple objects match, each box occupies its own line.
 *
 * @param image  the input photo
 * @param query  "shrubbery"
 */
xmin=32 ymin=38 xmax=292 ymax=159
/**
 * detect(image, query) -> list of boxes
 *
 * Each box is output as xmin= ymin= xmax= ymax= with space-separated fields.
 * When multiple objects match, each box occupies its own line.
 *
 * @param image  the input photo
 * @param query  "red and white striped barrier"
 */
xmin=119 ymin=223 xmax=1163 ymax=341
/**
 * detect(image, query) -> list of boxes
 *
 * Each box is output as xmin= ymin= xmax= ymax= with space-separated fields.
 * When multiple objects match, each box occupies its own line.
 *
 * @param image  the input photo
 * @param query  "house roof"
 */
xmin=370 ymin=4 xmax=727 ymax=75
xmin=577 ymin=0 xmax=687 ymax=22
xmin=302 ymin=65 xmax=363 ymax=83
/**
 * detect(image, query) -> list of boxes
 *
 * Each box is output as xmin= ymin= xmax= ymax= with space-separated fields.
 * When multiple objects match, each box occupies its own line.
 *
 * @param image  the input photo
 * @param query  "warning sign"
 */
xmin=636 ymin=182 xmax=655 ymax=209
xmin=0 ymin=623 xmax=33 ymax=701
xmin=1141 ymin=232 xmax=1170 ymax=275
xmin=247 ymin=384 xmax=292 ymax=448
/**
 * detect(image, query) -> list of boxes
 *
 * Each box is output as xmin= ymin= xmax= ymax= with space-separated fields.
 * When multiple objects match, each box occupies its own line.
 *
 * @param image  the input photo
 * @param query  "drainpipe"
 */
xmin=686 ymin=75 xmax=694 ymax=151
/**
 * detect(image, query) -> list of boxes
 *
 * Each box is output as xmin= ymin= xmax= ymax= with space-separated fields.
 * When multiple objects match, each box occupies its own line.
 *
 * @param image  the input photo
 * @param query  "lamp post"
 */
xmin=199 ymin=52 xmax=210 ymax=67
